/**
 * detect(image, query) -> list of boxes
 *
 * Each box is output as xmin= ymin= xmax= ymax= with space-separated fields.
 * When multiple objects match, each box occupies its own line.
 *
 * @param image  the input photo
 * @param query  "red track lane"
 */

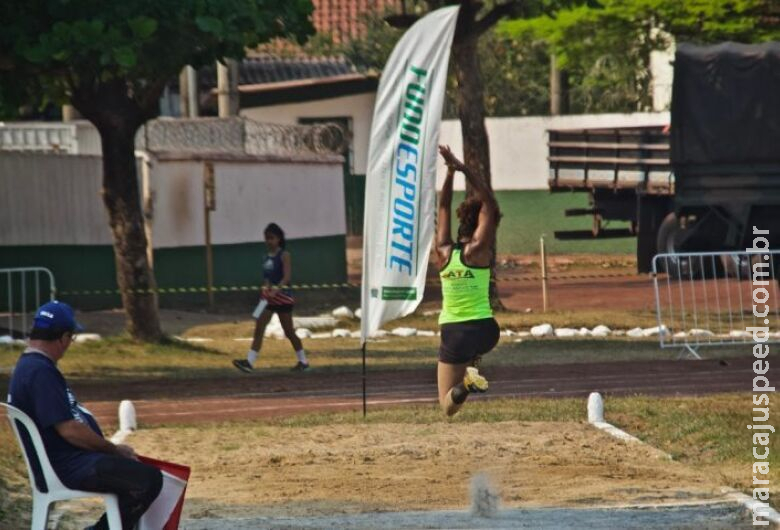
xmin=81 ymin=356 xmax=766 ymax=426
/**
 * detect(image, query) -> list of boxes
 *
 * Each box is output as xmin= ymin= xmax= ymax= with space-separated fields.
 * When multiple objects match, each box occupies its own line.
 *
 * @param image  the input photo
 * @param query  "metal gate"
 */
xmin=652 ymin=251 xmax=780 ymax=359
xmin=1 ymin=267 xmax=56 ymax=340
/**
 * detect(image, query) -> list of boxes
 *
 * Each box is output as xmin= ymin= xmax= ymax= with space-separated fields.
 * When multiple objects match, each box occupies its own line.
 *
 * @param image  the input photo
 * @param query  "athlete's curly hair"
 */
xmin=456 ymin=198 xmax=502 ymax=241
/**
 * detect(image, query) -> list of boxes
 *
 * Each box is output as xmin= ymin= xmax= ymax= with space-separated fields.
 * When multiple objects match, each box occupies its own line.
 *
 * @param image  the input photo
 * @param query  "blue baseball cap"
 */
xmin=32 ymin=301 xmax=84 ymax=333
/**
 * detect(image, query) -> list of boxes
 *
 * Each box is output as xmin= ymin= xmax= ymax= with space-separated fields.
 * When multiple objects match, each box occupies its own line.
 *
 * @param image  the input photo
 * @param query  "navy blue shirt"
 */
xmin=263 ymin=251 xmax=285 ymax=285
xmin=7 ymin=350 xmax=104 ymax=488
xmin=263 ymin=251 xmax=293 ymax=296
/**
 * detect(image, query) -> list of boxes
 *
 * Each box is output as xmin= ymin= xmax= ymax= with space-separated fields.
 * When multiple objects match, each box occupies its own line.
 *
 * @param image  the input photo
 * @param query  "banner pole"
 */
xmin=361 ymin=341 xmax=367 ymax=417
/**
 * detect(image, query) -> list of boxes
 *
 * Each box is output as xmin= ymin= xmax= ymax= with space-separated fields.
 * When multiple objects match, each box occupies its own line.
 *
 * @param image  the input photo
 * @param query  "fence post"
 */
xmin=540 ymin=236 xmax=549 ymax=312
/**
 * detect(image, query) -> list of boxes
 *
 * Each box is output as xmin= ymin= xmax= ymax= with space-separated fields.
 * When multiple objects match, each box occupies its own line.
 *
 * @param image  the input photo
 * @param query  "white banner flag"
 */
xmin=360 ymin=5 xmax=459 ymax=342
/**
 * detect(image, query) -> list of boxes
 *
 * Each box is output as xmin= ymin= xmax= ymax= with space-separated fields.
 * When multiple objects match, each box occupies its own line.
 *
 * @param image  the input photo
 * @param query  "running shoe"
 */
xmin=232 ymin=359 xmax=253 ymax=373
xmin=463 ymin=366 xmax=488 ymax=393
xmin=291 ymin=361 xmax=310 ymax=372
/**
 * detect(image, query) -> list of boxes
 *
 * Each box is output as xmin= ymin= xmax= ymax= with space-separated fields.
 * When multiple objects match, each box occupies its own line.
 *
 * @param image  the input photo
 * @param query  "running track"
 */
xmin=76 ymin=356 xmax=765 ymax=426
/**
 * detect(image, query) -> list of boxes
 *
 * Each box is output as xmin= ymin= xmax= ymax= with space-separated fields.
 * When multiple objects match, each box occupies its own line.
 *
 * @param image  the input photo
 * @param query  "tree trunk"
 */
xmin=452 ymin=24 xmax=504 ymax=311
xmin=72 ymin=79 xmax=163 ymax=342
xmin=549 ymin=54 xmax=569 ymax=115
xmin=97 ymin=121 xmax=162 ymax=341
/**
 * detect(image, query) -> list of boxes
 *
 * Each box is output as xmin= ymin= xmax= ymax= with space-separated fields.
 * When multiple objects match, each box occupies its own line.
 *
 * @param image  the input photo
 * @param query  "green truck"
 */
xmin=548 ymin=41 xmax=780 ymax=274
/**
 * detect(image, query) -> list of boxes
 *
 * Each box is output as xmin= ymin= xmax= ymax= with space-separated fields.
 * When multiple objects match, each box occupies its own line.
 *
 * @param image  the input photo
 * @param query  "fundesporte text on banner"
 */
xmin=360 ymin=5 xmax=460 ymax=343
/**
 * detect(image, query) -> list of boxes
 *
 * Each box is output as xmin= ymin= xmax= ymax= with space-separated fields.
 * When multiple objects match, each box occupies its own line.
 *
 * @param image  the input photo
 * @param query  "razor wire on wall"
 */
xmin=652 ymin=251 xmax=780 ymax=359
xmin=136 ymin=117 xmax=348 ymax=157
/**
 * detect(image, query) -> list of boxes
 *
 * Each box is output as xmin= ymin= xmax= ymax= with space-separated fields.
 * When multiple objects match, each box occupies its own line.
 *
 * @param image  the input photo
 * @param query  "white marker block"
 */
xmin=587 ymin=392 xmax=604 ymax=424
xmin=119 ymin=400 xmax=137 ymax=432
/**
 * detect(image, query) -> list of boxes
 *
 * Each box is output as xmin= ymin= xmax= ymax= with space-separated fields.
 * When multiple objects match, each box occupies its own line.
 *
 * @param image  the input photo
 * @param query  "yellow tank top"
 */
xmin=438 ymin=246 xmax=493 ymax=325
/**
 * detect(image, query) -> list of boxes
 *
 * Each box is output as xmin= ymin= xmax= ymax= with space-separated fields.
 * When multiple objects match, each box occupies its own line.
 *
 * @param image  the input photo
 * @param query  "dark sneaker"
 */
xmin=232 ymin=359 xmax=253 ymax=373
xmin=291 ymin=361 xmax=309 ymax=372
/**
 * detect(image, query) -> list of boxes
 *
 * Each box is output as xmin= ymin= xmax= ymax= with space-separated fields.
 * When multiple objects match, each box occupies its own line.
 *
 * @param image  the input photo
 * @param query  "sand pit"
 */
xmin=122 ymin=420 xmax=725 ymax=520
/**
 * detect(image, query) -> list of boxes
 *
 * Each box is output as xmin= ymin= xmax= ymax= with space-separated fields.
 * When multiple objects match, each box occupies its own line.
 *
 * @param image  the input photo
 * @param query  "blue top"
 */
xmin=7 ymin=350 xmax=104 ymax=489
xmin=263 ymin=251 xmax=292 ymax=296
xmin=263 ymin=251 xmax=284 ymax=285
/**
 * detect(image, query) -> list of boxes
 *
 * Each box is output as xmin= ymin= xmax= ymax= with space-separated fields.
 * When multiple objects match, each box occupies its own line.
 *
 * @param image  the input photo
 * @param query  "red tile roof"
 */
xmin=312 ymin=0 xmax=400 ymax=42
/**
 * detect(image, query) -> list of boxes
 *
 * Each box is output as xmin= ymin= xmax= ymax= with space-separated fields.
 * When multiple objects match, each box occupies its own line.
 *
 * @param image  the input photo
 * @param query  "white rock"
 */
xmin=416 ymin=330 xmax=436 ymax=337
xmin=673 ymin=331 xmax=688 ymax=339
xmin=641 ymin=325 xmax=669 ymax=337
xmin=295 ymin=328 xmax=312 ymax=339
xmin=74 ymin=333 xmax=102 ymax=343
xmin=612 ymin=330 xmax=626 ymax=336
xmin=515 ymin=331 xmax=532 ymax=338
xmin=264 ymin=326 xmax=283 ymax=338
xmin=370 ymin=329 xmax=388 ymax=338
xmin=626 ymin=327 xmax=644 ymax=338
xmin=295 ymin=316 xmax=338 ymax=329
xmin=530 ymin=324 xmax=554 ymax=337
xmin=391 ymin=327 xmax=417 ymax=337
xmin=554 ymin=328 xmax=578 ymax=338
xmin=728 ymin=330 xmax=750 ymax=338
xmin=689 ymin=328 xmax=715 ymax=337
xmin=310 ymin=332 xmax=332 ymax=339
xmin=0 ymin=335 xmax=15 ymax=344
xmin=422 ymin=310 xmax=441 ymax=317
xmin=332 ymin=328 xmax=352 ymax=338
xmin=578 ymin=327 xmax=591 ymax=337
xmin=354 ymin=308 xmax=362 ymax=320
xmin=501 ymin=329 xmax=516 ymax=337
xmin=350 ymin=331 xmax=362 ymax=339
xmin=514 ymin=338 xmax=524 ymax=343
xmin=591 ymin=325 xmax=611 ymax=337
xmin=332 ymin=306 xmax=354 ymax=319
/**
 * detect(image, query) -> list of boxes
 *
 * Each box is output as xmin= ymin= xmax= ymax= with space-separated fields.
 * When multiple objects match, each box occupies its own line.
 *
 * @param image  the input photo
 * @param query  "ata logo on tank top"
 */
xmin=441 ymin=269 xmax=475 ymax=280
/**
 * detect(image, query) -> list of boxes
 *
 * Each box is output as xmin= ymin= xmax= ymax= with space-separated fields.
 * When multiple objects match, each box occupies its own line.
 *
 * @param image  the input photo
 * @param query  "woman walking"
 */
xmin=233 ymin=223 xmax=309 ymax=373
xmin=435 ymin=145 xmax=501 ymax=416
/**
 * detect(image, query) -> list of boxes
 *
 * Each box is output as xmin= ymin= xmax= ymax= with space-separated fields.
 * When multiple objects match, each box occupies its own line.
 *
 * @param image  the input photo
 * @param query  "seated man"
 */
xmin=7 ymin=301 xmax=162 ymax=530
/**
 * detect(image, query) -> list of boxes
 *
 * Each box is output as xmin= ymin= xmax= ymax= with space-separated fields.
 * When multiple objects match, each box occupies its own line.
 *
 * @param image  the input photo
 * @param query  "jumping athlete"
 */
xmin=435 ymin=145 xmax=501 ymax=416
xmin=233 ymin=223 xmax=309 ymax=372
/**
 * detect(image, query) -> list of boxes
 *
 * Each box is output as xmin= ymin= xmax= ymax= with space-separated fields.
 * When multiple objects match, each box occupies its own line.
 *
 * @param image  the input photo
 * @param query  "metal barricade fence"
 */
xmin=1 ymin=268 xmax=56 ymax=340
xmin=652 ymin=251 xmax=780 ymax=359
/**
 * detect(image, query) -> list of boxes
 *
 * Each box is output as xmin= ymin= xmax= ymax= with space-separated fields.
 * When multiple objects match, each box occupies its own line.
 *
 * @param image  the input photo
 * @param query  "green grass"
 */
xmin=472 ymin=190 xmax=636 ymax=254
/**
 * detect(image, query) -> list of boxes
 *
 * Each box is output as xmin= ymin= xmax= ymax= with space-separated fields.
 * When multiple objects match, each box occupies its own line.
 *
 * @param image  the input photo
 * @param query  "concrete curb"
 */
xmin=588 ymin=392 xmax=779 ymax=527
xmin=587 ymin=392 xmax=672 ymax=460
xmin=724 ymin=489 xmax=780 ymax=527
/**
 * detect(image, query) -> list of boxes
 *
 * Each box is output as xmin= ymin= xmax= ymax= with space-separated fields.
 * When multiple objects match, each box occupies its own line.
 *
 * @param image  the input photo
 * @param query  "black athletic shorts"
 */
xmin=439 ymin=317 xmax=500 ymax=364
xmin=266 ymin=303 xmax=293 ymax=314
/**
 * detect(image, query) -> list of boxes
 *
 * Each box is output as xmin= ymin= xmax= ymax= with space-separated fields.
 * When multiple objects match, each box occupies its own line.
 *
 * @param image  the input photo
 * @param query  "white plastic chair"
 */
xmin=1 ymin=402 xmax=122 ymax=529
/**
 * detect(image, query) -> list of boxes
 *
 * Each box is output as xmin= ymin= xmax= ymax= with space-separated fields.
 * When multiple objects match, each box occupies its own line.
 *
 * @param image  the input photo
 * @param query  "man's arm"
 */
xmin=55 ymin=420 xmax=136 ymax=459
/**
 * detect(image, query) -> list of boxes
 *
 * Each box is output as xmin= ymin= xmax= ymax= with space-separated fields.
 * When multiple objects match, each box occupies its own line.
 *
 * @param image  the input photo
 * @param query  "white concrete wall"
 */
xmin=0 ymin=152 xmax=346 ymax=248
xmin=0 ymin=152 xmax=111 ymax=245
xmin=436 ymin=112 xmax=670 ymax=190
xmin=241 ymin=92 xmax=376 ymax=175
xmin=148 ymin=158 xmax=347 ymax=248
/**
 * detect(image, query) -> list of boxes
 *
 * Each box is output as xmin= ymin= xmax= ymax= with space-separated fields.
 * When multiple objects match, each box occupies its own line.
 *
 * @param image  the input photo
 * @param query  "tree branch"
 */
xmin=473 ymin=1 xmax=522 ymax=36
xmin=137 ymin=77 xmax=169 ymax=122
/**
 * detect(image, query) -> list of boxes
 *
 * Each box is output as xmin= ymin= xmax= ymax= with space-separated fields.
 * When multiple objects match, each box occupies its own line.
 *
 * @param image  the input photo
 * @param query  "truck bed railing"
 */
xmin=548 ymin=126 xmax=673 ymax=194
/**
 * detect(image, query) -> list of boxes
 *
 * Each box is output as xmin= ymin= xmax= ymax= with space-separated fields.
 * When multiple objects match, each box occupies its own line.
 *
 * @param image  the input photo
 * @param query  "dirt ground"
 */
xmin=124 ymin=421 xmax=721 ymax=520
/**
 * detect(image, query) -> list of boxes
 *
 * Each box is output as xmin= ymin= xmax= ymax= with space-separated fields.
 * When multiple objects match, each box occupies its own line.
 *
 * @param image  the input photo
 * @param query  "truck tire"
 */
xmin=656 ymin=213 xmax=699 ymax=278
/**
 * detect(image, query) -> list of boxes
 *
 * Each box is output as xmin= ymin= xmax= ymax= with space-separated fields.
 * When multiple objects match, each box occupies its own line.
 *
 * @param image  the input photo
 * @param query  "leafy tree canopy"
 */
xmin=500 ymin=0 xmax=779 ymax=68
xmin=0 ymin=0 xmax=314 ymax=119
